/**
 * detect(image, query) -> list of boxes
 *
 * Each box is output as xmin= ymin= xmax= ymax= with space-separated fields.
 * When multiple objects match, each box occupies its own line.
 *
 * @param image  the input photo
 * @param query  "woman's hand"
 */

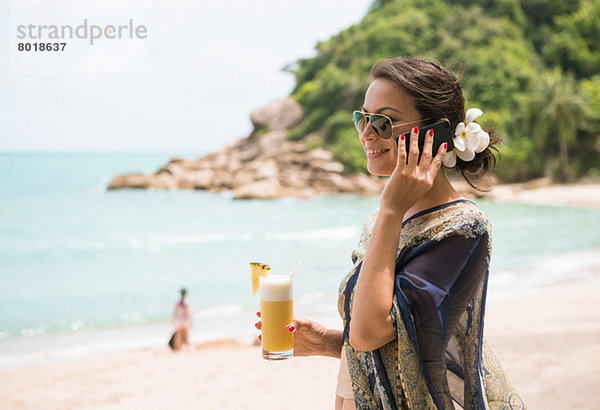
xmin=380 ymin=127 xmax=448 ymax=216
xmin=255 ymin=312 xmax=342 ymax=358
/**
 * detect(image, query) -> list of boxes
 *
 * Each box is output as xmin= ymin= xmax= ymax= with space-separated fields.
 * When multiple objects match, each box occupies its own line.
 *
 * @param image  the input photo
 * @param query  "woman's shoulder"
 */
xmin=358 ymin=210 xmax=380 ymax=245
xmin=403 ymin=199 xmax=491 ymax=243
xmin=350 ymin=210 xmax=379 ymax=264
xmin=435 ymin=199 xmax=491 ymax=239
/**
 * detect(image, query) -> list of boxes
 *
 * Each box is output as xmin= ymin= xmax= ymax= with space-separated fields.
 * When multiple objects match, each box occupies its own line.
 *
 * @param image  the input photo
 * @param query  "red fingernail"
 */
xmin=428 ymin=129 xmax=434 ymax=136
xmin=413 ymin=126 xmax=419 ymax=134
xmin=443 ymin=142 xmax=448 ymax=149
xmin=286 ymin=325 xmax=295 ymax=332
xmin=256 ymin=311 xmax=260 ymax=316
xmin=400 ymin=134 xmax=405 ymax=141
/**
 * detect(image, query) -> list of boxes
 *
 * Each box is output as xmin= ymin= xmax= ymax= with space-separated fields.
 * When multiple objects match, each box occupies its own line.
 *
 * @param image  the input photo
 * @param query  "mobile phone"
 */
xmin=393 ymin=120 xmax=454 ymax=157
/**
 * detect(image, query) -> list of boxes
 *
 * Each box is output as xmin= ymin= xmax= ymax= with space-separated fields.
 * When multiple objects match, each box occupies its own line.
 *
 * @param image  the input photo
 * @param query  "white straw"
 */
xmin=289 ymin=262 xmax=302 ymax=277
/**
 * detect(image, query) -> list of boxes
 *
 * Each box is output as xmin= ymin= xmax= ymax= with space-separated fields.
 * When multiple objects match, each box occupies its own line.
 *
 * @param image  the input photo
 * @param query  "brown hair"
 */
xmin=370 ymin=56 xmax=500 ymax=191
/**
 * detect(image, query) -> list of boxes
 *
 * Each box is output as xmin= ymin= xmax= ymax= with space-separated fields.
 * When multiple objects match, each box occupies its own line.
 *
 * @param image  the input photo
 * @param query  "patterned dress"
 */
xmin=338 ymin=200 xmax=525 ymax=409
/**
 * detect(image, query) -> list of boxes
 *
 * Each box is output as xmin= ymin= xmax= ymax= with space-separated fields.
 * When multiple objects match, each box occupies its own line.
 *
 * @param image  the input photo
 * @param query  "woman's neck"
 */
xmin=402 ymin=171 xmax=464 ymax=223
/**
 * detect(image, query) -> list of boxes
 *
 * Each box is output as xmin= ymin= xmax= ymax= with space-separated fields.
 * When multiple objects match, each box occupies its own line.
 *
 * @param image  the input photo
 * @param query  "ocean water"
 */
xmin=1 ymin=152 xmax=599 ymax=369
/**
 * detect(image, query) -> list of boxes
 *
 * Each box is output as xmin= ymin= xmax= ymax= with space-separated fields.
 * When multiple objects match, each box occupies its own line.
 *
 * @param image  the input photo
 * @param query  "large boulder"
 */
xmin=108 ymin=174 xmax=150 ymax=189
xmin=236 ymin=138 xmax=261 ymax=163
xmin=147 ymin=173 xmax=178 ymax=189
xmin=180 ymin=170 xmax=215 ymax=190
xmin=254 ymin=160 xmax=279 ymax=180
xmin=233 ymin=179 xmax=283 ymax=200
xmin=351 ymin=175 xmax=385 ymax=196
xmin=232 ymin=169 xmax=257 ymax=189
xmin=257 ymin=130 xmax=288 ymax=160
xmin=211 ymin=170 xmax=235 ymax=190
xmin=279 ymin=168 xmax=309 ymax=189
xmin=310 ymin=172 xmax=355 ymax=192
xmin=306 ymin=148 xmax=333 ymax=162
xmin=250 ymin=98 xmax=302 ymax=132
xmin=312 ymin=161 xmax=344 ymax=174
xmin=108 ymin=173 xmax=178 ymax=190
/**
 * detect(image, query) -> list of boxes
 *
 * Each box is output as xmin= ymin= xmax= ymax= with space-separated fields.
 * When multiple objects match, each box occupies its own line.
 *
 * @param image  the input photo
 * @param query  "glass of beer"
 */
xmin=259 ymin=273 xmax=293 ymax=360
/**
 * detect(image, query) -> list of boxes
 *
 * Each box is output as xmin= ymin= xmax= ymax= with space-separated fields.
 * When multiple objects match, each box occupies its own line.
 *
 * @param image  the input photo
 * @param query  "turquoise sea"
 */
xmin=1 ymin=152 xmax=599 ymax=369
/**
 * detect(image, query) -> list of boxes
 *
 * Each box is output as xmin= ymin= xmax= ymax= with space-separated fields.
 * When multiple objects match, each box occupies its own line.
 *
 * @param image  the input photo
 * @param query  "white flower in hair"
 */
xmin=443 ymin=108 xmax=490 ymax=168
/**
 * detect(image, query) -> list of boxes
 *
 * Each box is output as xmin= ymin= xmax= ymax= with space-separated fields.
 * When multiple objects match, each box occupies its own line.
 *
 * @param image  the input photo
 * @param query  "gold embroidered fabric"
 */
xmin=337 ymin=200 xmax=525 ymax=409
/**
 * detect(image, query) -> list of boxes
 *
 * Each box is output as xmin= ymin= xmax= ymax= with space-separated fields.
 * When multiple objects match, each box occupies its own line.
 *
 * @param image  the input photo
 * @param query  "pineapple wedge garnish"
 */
xmin=250 ymin=262 xmax=270 ymax=295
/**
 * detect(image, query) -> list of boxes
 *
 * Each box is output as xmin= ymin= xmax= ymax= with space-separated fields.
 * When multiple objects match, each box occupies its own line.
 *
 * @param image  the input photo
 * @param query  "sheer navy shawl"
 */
xmin=338 ymin=200 xmax=524 ymax=409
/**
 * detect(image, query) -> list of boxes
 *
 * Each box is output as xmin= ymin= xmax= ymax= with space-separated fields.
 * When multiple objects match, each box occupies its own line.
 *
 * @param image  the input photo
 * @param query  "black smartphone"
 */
xmin=393 ymin=120 xmax=454 ymax=157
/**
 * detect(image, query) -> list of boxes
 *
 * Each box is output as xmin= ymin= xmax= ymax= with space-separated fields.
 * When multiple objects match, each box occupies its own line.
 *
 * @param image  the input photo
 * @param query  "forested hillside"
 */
xmin=285 ymin=0 xmax=599 ymax=182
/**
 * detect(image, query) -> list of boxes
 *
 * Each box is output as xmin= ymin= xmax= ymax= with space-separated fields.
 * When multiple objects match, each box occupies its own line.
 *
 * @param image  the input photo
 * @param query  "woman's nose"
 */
xmin=361 ymin=121 xmax=379 ymax=141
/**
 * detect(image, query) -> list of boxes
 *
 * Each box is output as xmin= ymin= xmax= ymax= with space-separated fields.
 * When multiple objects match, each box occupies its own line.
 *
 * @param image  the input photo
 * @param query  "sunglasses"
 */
xmin=352 ymin=110 xmax=433 ymax=140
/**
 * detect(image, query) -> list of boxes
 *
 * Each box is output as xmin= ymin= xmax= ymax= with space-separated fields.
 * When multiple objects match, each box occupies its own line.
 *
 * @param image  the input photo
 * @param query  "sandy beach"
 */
xmin=1 ymin=182 xmax=599 ymax=409
xmin=1 ymin=273 xmax=598 ymax=409
xmin=485 ymin=181 xmax=600 ymax=210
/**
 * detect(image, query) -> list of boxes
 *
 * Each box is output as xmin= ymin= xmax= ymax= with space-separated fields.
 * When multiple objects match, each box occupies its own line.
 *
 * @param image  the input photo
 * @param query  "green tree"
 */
xmin=282 ymin=0 xmax=599 ymax=180
xmin=576 ymin=75 xmax=600 ymax=176
xmin=519 ymin=69 xmax=589 ymax=181
xmin=287 ymin=0 xmax=539 ymax=174
xmin=542 ymin=0 xmax=600 ymax=78
xmin=520 ymin=0 xmax=581 ymax=57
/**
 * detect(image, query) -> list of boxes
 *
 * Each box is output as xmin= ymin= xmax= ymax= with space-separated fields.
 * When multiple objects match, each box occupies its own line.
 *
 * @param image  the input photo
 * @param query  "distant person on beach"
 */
xmin=171 ymin=288 xmax=191 ymax=351
xmin=257 ymin=57 xmax=524 ymax=409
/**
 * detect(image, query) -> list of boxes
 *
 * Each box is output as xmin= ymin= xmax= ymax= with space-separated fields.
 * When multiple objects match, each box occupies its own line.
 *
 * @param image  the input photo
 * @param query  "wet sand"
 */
xmin=1 ymin=273 xmax=599 ymax=409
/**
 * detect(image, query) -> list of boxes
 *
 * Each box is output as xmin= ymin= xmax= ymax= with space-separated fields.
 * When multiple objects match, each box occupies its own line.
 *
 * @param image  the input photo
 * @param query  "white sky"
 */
xmin=0 ymin=0 xmax=372 ymax=153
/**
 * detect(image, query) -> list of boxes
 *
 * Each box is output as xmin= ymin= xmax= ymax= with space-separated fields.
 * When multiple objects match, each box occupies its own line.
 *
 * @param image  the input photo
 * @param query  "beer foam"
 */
xmin=259 ymin=275 xmax=293 ymax=301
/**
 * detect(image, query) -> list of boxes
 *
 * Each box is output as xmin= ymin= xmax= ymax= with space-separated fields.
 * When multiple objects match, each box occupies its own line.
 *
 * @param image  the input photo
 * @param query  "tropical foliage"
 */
xmin=284 ymin=0 xmax=599 ymax=181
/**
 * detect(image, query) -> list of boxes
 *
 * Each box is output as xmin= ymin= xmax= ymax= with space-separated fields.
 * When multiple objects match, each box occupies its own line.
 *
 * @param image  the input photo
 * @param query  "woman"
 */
xmin=172 ymin=288 xmax=192 ymax=350
xmin=256 ymin=57 xmax=523 ymax=409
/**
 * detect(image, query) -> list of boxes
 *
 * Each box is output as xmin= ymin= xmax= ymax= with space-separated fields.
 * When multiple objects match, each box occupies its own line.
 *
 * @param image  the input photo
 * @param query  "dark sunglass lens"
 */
xmin=371 ymin=115 xmax=392 ymax=139
xmin=353 ymin=111 xmax=365 ymax=132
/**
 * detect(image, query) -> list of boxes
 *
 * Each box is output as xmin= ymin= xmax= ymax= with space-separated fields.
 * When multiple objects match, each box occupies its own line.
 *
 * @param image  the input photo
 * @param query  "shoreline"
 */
xmin=1 ymin=229 xmax=598 ymax=373
xmin=483 ymin=180 xmax=600 ymax=210
xmin=1 ymin=273 xmax=599 ymax=409
xmin=0 ymin=293 xmax=343 ymax=372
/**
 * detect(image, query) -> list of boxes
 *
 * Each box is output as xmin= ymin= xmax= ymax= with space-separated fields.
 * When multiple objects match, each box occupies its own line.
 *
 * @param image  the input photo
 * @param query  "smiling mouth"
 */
xmin=366 ymin=149 xmax=390 ymax=155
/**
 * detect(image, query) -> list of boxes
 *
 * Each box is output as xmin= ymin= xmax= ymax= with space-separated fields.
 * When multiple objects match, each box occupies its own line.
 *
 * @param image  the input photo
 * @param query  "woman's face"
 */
xmin=359 ymin=78 xmax=422 ymax=176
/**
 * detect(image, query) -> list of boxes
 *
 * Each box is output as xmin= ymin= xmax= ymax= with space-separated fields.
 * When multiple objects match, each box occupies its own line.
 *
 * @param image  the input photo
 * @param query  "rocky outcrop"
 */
xmin=250 ymin=98 xmax=303 ymax=133
xmin=108 ymin=173 xmax=178 ymax=190
xmin=108 ymin=97 xmax=385 ymax=199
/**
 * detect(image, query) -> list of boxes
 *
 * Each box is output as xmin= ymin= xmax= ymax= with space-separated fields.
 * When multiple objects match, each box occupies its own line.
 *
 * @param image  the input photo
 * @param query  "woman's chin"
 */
xmin=367 ymin=162 xmax=393 ymax=177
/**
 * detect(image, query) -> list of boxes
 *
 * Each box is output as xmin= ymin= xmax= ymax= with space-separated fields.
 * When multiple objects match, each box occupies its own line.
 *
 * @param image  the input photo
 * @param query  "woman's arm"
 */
xmin=349 ymin=209 xmax=403 ymax=351
xmin=349 ymin=129 xmax=447 ymax=351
